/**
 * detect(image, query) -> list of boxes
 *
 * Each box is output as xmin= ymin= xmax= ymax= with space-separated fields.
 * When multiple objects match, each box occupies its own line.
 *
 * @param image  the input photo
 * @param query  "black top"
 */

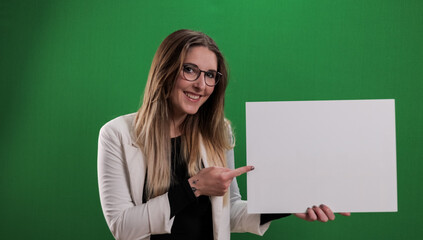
xmin=145 ymin=136 xmax=290 ymax=240
xmin=148 ymin=136 xmax=213 ymax=240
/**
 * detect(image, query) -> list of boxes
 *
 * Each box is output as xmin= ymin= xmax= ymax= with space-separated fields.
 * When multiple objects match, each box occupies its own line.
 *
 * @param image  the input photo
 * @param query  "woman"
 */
xmin=98 ymin=29 xmax=349 ymax=240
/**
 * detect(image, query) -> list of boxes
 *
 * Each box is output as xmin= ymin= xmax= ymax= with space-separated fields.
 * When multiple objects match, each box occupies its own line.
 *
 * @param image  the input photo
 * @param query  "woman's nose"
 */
xmin=193 ymin=72 xmax=207 ymax=89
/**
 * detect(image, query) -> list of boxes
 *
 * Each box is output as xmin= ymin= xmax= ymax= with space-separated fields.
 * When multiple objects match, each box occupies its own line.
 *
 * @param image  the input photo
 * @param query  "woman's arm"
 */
xmin=226 ymin=148 xmax=272 ymax=235
xmin=97 ymin=123 xmax=173 ymax=240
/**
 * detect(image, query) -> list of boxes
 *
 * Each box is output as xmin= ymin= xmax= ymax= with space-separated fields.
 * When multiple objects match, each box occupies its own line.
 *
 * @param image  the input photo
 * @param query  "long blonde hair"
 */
xmin=134 ymin=29 xmax=233 ymax=200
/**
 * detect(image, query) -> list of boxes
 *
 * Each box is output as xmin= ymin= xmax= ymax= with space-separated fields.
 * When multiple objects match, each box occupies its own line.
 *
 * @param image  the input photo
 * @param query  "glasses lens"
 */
xmin=205 ymin=71 xmax=217 ymax=86
xmin=183 ymin=64 xmax=199 ymax=81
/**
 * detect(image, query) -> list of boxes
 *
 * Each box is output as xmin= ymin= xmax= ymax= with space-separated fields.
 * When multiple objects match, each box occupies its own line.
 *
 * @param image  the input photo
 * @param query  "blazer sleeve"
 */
xmin=97 ymin=122 xmax=174 ymax=240
xmin=225 ymin=125 xmax=271 ymax=235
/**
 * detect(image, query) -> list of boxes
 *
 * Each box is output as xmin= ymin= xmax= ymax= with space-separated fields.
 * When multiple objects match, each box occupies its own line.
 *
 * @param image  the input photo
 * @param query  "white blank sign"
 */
xmin=246 ymin=100 xmax=397 ymax=213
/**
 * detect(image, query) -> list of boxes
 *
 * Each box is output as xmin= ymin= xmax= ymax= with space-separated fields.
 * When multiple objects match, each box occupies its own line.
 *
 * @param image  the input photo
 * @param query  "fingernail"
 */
xmin=251 ymin=166 xmax=255 ymax=170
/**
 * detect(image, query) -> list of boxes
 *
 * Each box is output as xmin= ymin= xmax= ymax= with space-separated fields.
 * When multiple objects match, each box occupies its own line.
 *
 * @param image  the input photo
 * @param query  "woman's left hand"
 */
xmin=294 ymin=204 xmax=351 ymax=222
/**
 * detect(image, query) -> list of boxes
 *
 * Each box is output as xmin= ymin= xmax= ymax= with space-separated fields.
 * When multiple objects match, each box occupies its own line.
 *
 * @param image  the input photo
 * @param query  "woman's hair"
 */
xmin=134 ymin=29 xmax=233 ymax=200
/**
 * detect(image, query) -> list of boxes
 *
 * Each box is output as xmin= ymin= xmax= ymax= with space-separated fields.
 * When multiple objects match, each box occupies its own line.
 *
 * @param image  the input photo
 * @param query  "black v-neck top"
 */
xmin=148 ymin=136 xmax=214 ymax=240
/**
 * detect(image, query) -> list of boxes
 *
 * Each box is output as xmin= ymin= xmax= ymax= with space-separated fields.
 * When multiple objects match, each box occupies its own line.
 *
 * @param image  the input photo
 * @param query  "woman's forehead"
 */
xmin=184 ymin=46 xmax=217 ymax=70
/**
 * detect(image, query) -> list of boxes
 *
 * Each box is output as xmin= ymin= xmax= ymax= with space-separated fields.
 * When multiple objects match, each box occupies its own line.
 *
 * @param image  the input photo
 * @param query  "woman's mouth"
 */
xmin=184 ymin=91 xmax=200 ymax=100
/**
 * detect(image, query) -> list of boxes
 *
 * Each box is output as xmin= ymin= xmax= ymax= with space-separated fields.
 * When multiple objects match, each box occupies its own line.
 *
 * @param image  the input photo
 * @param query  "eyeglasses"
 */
xmin=182 ymin=63 xmax=222 ymax=87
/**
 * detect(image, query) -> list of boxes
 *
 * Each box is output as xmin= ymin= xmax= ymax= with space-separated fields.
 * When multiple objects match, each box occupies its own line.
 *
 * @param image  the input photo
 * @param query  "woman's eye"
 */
xmin=184 ymin=66 xmax=193 ymax=73
xmin=206 ymin=72 xmax=216 ymax=78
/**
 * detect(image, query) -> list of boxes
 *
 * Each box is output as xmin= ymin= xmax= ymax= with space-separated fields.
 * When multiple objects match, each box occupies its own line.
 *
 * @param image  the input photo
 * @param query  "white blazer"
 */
xmin=98 ymin=113 xmax=270 ymax=240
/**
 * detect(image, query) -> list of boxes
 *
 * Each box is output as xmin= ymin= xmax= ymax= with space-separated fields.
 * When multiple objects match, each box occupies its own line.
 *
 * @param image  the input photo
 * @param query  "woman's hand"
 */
xmin=294 ymin=204 xmax=351 ymax=222
xmin=188 ymin=166 xmax=254 ymax=197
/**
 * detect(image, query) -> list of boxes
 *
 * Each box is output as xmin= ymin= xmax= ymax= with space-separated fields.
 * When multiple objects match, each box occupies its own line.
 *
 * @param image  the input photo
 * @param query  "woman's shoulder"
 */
xmin=224 ymin=118 xmax=232 ymax=132
xmin=224 ymin=118 xmax=235 ymax=147
xmin=99 ymin=113 xmax=137 ymax=145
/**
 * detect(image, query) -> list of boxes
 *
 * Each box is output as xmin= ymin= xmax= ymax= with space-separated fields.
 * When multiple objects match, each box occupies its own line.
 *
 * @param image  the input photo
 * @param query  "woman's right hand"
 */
xmin=294 ymin=205 xmax=351 ymax=222
xmin=188 ymin=166 xmax=254 ymax=197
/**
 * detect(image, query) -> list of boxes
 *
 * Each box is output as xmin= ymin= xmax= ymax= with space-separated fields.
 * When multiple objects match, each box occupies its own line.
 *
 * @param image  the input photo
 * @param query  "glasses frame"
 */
xmin=182 ymin=63 xmax=222 ymax=87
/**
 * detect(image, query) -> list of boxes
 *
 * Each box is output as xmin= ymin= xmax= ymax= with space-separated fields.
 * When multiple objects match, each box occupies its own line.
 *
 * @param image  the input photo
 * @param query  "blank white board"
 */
xmin=246 ymin=100 xmax=397 ymax=213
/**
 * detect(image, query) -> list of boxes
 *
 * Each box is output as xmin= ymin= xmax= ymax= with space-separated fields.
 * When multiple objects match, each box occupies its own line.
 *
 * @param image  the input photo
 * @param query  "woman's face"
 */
xmin=170 ymin=46 xmax=217 ymax=121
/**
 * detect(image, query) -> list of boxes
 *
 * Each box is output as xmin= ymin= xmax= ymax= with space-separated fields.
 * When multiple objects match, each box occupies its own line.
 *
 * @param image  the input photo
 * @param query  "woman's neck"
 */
xmin=170 ymin=113 xmax=187 ymax=138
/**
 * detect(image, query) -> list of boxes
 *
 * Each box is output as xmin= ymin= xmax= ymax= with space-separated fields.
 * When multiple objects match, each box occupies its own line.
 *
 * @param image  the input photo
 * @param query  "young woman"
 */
xmin=97 ymin=29 xmax=349 ymax=240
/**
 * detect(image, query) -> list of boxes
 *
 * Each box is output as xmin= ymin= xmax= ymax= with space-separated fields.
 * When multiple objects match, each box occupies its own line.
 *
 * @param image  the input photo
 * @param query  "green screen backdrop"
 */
xmin=1 ymin=0 xmax=422 ymax=239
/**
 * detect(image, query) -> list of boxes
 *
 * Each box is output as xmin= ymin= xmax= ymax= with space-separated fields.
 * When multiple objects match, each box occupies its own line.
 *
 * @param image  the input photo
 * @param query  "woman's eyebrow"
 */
xmin=184 ymin=62 xmax=217 ymax=72
xmin=183 ymin=62 xmax=198 ymax=67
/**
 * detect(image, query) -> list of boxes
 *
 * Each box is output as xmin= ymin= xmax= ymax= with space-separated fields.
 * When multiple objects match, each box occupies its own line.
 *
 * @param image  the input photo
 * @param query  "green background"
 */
xmin=1 ymin=0 xmax=422 ymax=239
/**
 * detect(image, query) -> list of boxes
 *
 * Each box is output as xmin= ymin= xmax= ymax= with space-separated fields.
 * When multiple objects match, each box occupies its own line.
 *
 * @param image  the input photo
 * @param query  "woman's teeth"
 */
xmin=185 ymin=92 xmax=200 ymax=100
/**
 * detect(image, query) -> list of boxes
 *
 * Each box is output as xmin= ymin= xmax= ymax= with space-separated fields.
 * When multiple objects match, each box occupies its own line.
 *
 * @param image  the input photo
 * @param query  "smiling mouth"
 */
xmin=184 ymin=91 xmax=200 ymax=100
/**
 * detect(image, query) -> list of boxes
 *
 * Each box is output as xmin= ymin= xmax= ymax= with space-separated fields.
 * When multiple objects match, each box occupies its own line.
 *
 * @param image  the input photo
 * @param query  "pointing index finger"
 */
xmin=225 ymin=166 xmax=255 ymax=178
